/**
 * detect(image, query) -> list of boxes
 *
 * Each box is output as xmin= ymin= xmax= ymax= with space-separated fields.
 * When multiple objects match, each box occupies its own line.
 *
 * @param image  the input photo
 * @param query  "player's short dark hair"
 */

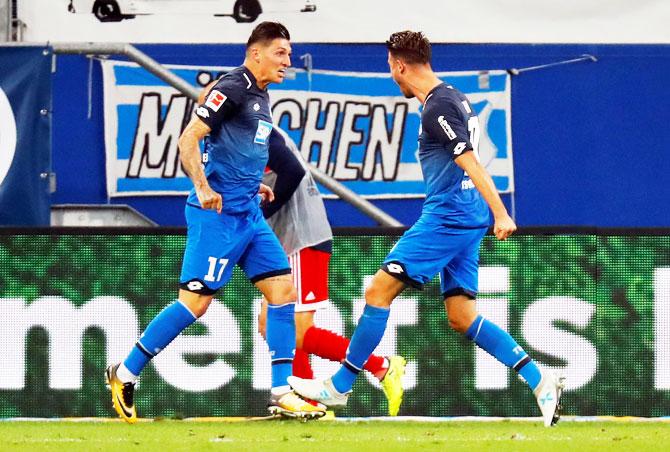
xmin=386 ymin=31 xmax=431 ymax=65
xmin=247 ymin=22 xmax=291 ymax=48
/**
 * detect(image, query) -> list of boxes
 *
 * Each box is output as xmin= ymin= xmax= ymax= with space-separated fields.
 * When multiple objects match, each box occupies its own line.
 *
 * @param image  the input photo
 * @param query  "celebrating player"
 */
xmin=105 ymin=21 xmax=325 ymax=423
xmin=289 ymin=30 xmax=565 ymax=427
xmin=258 ymin=127 xmax=407 ymax=416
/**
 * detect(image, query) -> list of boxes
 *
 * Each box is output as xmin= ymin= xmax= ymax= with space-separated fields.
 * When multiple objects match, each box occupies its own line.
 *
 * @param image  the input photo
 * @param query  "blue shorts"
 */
xmin=382 ymin=216 xmax=488 ymax=299
xmin=179 ymin=204 xmax=290 ymax=294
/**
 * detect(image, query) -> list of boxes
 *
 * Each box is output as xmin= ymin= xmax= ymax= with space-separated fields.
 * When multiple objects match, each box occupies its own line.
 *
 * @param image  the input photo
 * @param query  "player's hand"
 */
xmin=196 ymin=185 xmax=223 ymax=213
xmin=493 ymin=214 xmax=517 ymax=240
xmin=258 ymin=183 xmax=275 ymax=205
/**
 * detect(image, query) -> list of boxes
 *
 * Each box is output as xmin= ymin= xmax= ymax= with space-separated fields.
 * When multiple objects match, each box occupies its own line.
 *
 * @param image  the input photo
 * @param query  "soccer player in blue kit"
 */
xmin=105 ymin=21 xmax=325 ymax=423
xmin=289 ymin=31 xmax=565 ymax=426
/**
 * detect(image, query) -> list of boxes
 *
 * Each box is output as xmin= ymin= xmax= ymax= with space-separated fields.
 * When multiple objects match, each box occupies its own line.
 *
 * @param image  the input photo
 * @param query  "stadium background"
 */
xmin=50 ymin=43 xmax=669 ymax=227
xmin=1 ymin=0 xmax=670 ymax=421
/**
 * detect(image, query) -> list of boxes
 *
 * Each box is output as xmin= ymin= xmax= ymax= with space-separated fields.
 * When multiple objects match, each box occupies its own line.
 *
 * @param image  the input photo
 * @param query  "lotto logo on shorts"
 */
xmin=187 ymin=281 xmax=204 ymax=291
xmin=386 ymin=262 xmax=405 ymax=274
xmin=254 ymin=120 xmax=273 ymax=144
xmin=205 ymin=90 xmax=227 ymax=112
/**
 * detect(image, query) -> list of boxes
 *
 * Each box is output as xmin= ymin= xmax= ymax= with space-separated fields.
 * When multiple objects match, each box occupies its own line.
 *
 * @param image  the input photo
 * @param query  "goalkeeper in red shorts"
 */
xmin=258 ymin=127 xmax=407 ymax=416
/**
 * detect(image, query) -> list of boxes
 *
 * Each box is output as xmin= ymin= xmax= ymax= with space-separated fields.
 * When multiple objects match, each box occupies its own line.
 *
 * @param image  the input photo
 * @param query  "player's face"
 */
xmin=259 ymin=38 xmax=292 ymax=84
xmin=388 ymin=52 xmax=413 ymax=98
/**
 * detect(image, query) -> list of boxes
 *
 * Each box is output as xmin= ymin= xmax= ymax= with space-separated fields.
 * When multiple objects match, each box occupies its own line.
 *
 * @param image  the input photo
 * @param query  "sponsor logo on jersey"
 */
xmin=205 ymin=90 xmax=227 ymax=112
xmin=453 ymin=142 xmax=467 ymax=155
xmin=196 ymin=106 xmax=210 ymax=118
xmin=253 ymin=103 xmax=260 ymax=112
xmin=437 ymin=115 xmax=457 ymax=140
xmin=254 ymin=120 xmax=273 ymax=145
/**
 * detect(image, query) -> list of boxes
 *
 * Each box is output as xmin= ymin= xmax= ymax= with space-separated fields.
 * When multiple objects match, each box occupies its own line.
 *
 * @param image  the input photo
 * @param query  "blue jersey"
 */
xmin=419 ymin=83 xmax=490 ymax=228
xmin=190 ymin=66 xmax=273 ymax=213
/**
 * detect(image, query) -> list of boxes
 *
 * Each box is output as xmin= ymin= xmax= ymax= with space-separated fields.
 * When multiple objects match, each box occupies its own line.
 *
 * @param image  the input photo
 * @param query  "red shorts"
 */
xmin=288 ymin=247 xmax=330 ymax=312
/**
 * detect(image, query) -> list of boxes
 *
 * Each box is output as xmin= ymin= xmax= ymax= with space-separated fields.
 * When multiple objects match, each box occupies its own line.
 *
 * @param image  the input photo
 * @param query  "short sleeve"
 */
xmin=194 ymin=75 xmax=244 ymax=130
xmin=422 ymin=100 xmax=473 ymax=159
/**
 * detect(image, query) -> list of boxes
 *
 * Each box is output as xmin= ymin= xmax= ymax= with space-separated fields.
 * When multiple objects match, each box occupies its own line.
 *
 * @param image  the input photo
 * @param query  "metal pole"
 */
xmin=124 ymin=45 xmax=200 ymax=100
xmin=49 ymin=42 xmax=404 ymax=226
xmin=52 ymin=42 xmax=201 ymax=100
xmin=508 ymin=55 xmax=597 ymax=76
xmin=308 ymin=164 xmax=403 ymax=227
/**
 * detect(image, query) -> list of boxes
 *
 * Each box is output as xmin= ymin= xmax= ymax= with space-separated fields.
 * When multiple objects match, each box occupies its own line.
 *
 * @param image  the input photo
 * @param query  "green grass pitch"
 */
xmin=1 ymin=420 xmax=669 ymax=451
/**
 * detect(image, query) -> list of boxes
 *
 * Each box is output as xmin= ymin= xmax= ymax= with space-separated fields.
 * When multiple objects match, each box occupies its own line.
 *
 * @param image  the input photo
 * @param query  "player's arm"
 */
xmin=454 ymin=152 xmax=516 ymax=240
xmin=423 ymin=100 xmax=516 ymax=240
xmin=178 ymin=116 xmax=222 ymax=213
xmin=262 ymin=129 xmax=306 ymax=218
xmin=179 ymin=78 xmax=240 ymax=212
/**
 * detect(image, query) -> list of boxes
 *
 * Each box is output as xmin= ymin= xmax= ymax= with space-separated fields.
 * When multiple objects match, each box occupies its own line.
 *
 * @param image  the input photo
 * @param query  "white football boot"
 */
xmin=287 ymin=376 xmax=350 ymax=409
xmin=534 ymin=372 xmax=566 ymax=427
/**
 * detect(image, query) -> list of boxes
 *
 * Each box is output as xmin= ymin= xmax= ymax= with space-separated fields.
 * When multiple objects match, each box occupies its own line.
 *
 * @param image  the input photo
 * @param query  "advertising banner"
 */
xmin=102 ymin=60 xmax=513 ymax=198
xmin=1 ymin=232 xmax=669 ymax=417
xmin=0 ymin=46 xmax=52 ymax=225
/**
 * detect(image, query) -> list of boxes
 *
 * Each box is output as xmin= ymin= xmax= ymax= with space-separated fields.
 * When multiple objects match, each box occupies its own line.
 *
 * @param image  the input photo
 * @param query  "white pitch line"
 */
xmin=2 ymin=416 xmax=670 ymax=423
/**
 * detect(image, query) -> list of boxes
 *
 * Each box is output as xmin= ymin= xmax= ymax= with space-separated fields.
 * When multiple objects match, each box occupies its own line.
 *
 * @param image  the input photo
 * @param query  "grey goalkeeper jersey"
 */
xmin=263 ymin=128 xmax=333 ymax=256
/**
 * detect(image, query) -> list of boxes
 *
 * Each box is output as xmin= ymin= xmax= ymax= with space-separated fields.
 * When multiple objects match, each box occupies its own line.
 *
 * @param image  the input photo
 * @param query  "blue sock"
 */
xmin=123 ymin=300 xmax=197 ymax=376
xmin=332 ymin=304 xmax=390 ymax=394
xmin=465 ymin=315 xmax=542 ymax=390
xmin=266 ymin=303 xmax=296 ymax=391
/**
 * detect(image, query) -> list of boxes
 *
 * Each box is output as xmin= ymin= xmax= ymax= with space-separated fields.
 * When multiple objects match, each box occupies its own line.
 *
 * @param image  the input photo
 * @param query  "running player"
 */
xmin=289 ymin=30 xmax=565 ymax=427
xmin=105 ymin=21 xmax=325 ymax=423
xmin=258 ymin=127 xmax=406 ymax=416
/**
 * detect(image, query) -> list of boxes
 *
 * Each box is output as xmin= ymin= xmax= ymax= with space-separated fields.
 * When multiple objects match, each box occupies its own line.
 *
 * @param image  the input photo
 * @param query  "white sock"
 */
xmin=271 ymin=385 xmax=291 ymax=396
xmin=116 ymin=363 xmax=138 ymax=384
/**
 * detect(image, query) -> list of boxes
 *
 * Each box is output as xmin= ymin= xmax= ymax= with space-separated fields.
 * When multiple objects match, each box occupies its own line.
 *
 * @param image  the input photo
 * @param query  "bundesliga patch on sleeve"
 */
xmin=254 ymin=120 xmax=273 ymax=144
xmin=205 ymin=90 xmax=227 ymax=112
